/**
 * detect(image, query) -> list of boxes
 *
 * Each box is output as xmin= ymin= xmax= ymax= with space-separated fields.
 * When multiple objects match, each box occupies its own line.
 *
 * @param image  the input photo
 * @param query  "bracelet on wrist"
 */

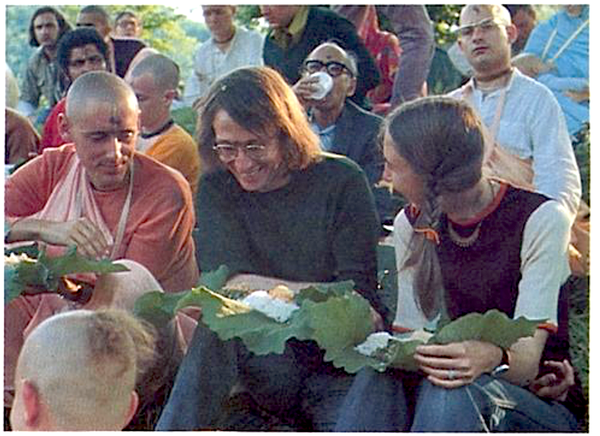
xmin=491 ymin=347 xmax=511 ymax=376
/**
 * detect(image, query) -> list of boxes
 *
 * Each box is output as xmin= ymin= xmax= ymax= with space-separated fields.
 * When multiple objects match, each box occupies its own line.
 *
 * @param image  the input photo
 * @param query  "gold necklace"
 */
xmin=447 ymin=220 xmax=482 ymax=248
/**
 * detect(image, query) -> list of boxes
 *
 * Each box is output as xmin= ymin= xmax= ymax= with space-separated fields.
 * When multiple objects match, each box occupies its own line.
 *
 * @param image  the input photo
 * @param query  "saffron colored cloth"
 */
xmin=39 ymin=97 xmax=67 ymax=151
xmin=5 ymin=143 xmax=199 ymax=292
xmin=5 ymin=108 xmax=40 ymax=164
xmin=137 ymin=124 xmax=201 ymax=195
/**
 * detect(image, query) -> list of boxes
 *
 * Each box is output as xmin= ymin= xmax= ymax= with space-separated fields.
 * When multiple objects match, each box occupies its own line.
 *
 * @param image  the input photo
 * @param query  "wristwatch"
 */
xmin=491 ymin=347 xmax=510 ymax=376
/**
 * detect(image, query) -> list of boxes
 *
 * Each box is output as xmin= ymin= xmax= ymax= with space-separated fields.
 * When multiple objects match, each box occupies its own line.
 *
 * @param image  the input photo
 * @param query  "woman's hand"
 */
xmin=414 ymin=340 xmax=502 ymax=388
xmin=529 ymin=359 xmax=574 ymax=402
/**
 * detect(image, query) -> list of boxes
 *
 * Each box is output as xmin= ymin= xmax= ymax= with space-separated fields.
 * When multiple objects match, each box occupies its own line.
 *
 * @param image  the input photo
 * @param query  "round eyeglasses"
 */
xmin=213 ymin=143 xmax=268 ymax=163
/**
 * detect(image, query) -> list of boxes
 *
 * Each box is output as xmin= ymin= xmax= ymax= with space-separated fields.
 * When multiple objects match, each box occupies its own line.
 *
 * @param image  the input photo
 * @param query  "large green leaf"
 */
xmin=341 ymin=310 xmax=545 ymax=374
xmin=4 ymin=247 xmax=129 ymax=305
xmin=305 ymin=294 xmax=373 ymax=360
xmin=196 ymin=264 xmax=230 ymax=290
xmin=131 ymin=274 xmax=546 ymax=376
xmin=295 ymin=281 xmax=356 ymax=304
xmin=430 ymin=309 xmax=542 ymax=349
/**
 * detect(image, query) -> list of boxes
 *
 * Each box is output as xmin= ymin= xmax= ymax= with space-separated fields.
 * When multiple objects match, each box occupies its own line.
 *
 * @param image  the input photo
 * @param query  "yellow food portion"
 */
xmin=267 ymin=285 xmax=295 ymax=302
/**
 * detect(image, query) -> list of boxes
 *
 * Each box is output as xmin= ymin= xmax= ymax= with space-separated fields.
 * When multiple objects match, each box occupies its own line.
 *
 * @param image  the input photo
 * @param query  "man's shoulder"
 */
xmin=313 ymin=152 xmax=366 ymax=178
xmin=306 ymin=6 xmax=354 ymax=35
xmin=153 ymin=125 xmax=198 ymax=155
xmin=135 ymin=152 xmax=190 ymax=189
xmin=26 ymin=47 xmax=49 ymax=68
xmin=343 ymin=100 xmax=383 ymax=124
xmin=507 ymin=70 xmax=561 ymax=110
xmin=308 ymin=6 xmax=349 ymax=24
xmin=161 ymin=124 xmax=195 ymax=143
xmin=236 ymin=26 xmax=265 ymax=43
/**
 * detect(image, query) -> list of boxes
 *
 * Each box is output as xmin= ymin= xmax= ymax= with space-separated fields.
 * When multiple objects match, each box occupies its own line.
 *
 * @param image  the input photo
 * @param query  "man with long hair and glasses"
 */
xmin=157 ymin=66 xmax=388 ymax=431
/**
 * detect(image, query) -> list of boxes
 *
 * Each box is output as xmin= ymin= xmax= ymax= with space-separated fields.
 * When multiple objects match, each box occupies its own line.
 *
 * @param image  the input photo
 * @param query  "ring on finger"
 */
xmin=448 ymin=369 xmax=456 ymax=380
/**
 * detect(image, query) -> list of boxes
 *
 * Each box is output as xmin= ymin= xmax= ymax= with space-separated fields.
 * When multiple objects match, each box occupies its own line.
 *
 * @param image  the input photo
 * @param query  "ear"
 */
xmin=346 ymin=76 xmax=357 ymax=98
xmin=57 ymin=112 xmax=72 ymax=143
xmin=505 ymin=23 xmax=518 ymax=45
xmin=122 ymin=391 xmax=139 ymax=429
xmin=22 ymin=380 xmax=42 ymax=429
xmin=164 ymin=89 xmax=178 ymax=104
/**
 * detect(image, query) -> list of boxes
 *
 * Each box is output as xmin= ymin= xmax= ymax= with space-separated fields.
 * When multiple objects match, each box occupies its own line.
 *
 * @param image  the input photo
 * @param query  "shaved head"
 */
xmin=65 ymin=70 xmax=138 ymax=122
xmin=460 ymin=4 xmax=512 ymax=26
xmin=12 ymin=309 xmax=155 ymax=431
xmin=129 ymin=53 xmax=180 ymax=93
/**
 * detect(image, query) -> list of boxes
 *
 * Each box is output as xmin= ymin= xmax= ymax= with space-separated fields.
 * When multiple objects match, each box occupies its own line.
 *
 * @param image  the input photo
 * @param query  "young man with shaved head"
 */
xmin=128 ymin=54 xmax=201 ymax=194
xmin=448 ymin=4 xmax=581 ymax=223
xmin=4 ymin=72 xmax=199 ymax=424
xmin=10 ymin=309 xmax=155 ymax=431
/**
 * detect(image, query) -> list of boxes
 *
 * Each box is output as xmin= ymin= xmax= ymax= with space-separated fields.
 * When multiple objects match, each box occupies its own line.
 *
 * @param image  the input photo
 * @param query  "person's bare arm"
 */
xmin=414 ymin=329 xmax=548 ymax=388
xmin=6 ymin=217 xmax=110 ymax=259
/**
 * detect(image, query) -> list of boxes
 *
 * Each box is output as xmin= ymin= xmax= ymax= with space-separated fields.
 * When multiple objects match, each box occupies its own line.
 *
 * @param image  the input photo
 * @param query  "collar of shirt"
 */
xmin=272 ymin=6 xmax=309 ymax=49
xmin=310 ymin=121 xmax=336 ymax=151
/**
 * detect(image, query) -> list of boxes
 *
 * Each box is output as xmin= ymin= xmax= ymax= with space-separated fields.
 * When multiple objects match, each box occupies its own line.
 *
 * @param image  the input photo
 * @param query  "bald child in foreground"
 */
xmin=10 ymin=309 xmax=155 ymax=431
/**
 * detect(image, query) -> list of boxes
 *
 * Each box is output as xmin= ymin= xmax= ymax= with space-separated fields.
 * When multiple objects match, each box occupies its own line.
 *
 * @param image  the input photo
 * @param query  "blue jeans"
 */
xmin=156 ymin=322 xmax=353 ymax=431
xmin=335 ymin=368 xmax=578 ymax=432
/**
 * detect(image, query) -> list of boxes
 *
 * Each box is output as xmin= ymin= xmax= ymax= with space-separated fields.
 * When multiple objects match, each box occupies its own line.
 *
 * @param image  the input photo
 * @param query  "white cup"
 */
xmin=309 ymin=71 xmax=333 ymax=100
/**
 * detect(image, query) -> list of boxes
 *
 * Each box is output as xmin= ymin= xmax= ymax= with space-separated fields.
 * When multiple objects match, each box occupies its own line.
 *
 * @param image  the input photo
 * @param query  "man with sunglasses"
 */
xmin=294 ymin=42 xmax=401 ymax=229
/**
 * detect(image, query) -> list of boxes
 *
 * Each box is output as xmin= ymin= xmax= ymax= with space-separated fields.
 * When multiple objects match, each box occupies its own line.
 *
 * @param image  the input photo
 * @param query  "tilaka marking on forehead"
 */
xmin=109 ymin=103 xmax=122 ymax=125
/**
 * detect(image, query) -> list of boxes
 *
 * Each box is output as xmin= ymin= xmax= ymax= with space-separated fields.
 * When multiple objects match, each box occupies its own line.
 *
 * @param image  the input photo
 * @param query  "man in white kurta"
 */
xmin=448 ymin=4 xmax=581 ymax=222
xmin=183 ymin=6 xmax=264 ymax=106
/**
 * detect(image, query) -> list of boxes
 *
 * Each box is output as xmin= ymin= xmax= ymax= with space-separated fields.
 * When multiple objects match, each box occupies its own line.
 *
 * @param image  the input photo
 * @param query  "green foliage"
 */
xmin=133 ymin=272 xmax=541 ymax=375
xmin=6 ymin=5 xmax=201 ymax=89
xmin=4 ymin=245 xmax=129 ymax=305
xmin=133 ymin=280 xmax=371 ymax=357
xmin=573 ymin=123 xmax=590 ymax=206
xmin=172 ymin=106 xmax=198 ymax=137
xmin=426 ymin=5 xmax=461 ymax=47
xmin=431 ymin=310 xmax=542 ymax=349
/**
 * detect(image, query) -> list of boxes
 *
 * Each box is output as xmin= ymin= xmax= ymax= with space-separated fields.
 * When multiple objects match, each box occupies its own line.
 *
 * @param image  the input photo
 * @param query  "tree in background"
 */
xmin=6 ymin=5 xmax=202 ymax=91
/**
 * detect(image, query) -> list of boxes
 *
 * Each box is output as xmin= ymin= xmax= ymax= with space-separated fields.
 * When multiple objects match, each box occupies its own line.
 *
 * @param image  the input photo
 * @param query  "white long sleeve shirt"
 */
xmin=448 ymin=69 xmax=581 ymax=222
xmin=183 ymin=27 xmax=264 ymax=106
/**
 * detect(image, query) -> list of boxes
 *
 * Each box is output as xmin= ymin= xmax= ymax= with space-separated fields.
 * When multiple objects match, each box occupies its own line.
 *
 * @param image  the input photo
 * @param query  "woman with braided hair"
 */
xmin=334 ymin=96 xmax=582 ymax=432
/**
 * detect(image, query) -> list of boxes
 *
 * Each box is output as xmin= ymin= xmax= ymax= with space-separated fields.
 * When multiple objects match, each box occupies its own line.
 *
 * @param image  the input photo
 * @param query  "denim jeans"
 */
xmin=335 ymin=368 xmax=579 ymax=432
xmin=155 ymin=322 xmax=353 ymax=431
